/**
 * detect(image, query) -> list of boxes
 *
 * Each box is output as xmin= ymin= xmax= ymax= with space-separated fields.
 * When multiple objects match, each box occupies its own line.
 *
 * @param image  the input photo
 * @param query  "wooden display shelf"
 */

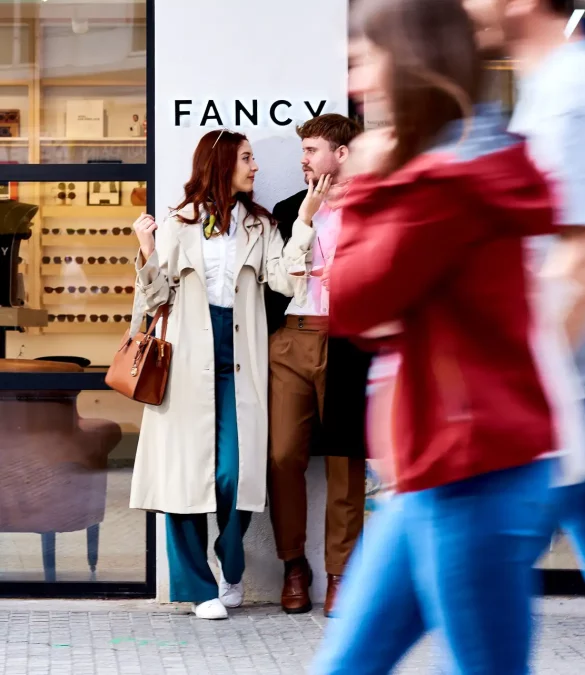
xmin=42 ymin=264 xmax=135 ymax=278
xmin=0 ymin=137 xmax=28 ymax=146
xmin=0 ymin=307 xmax=48 ymax=328
xmin=42 ymin=234 xmax=135 ymax=248
xmin=43 ymin=293 xmax=133 ymax=306
xmin=41 ymin=206 xmax=142 ymax=220
xmin=40 ymin=137 xmax=146 ymax=147
xmin=0 ymin=80 xmax=29 ymax=87
xmin=44 ymin=322 xmax=129 ymax=335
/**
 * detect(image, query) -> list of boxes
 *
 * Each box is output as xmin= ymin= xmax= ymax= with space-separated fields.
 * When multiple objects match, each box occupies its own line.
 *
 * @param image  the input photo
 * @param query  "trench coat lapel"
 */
xmin=234 ymin=206 xmax=262 ymax=282
xmin=176 ymin=216 xmax=206 ymax=288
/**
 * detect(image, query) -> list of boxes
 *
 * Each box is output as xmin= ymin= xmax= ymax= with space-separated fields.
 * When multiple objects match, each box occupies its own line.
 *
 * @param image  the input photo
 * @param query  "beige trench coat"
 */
xmin=129 ymin=203 xmax=315 ymax=514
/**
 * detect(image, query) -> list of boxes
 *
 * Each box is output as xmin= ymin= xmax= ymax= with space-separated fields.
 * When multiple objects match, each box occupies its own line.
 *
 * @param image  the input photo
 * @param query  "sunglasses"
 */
xmin=49 ymin=314 xmax=88 ymax=323
xmin=42 ymin=228 xmax=61 ymax=235
xmin=112 ymin=227 xmax=133 ymax=236
xmin=113 ymin=314 xmax=133 ymax=323
xmin=66 ymin=286 xmax=88 ymax=294
xmin=114 ymin=286 xmax=134 ymax=294
xmin=87 ymin=257 xmax=107 ymax=265
xmin=90 ymin=314 xmax=110 ymax=323
xmin=90 ymin=286 xmax=111 ymax=294
xmin=42 ymin=256 xmax=82 ymax=264
xmin=88 ymin=229 xmax=109 ymax=236
xmin=64 ymin=228 xmax=87 ymax=235
xmin=44 ymin=286 xmax=65 ymax=294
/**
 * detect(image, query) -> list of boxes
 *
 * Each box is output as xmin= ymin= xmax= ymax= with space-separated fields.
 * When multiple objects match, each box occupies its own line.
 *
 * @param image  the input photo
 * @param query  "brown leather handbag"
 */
xmin=105 ymin=305 xmax=172 ymax=405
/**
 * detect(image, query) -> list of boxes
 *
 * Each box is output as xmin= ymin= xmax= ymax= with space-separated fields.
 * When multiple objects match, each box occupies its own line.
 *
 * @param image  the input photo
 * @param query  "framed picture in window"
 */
xmin=0 ymin=181 xmax=18 ymax=201
xmin=87 ymin=181 xmax=121 ymax=206
xmin=0 ymin=110 xmax=20 ymax=138
xmin=47 ymin=182 xmax=87 ymax=206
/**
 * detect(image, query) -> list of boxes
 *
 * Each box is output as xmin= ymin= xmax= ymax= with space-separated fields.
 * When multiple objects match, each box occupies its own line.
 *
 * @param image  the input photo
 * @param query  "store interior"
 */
xmin=0 ymin=1 xmax=149 ymax=588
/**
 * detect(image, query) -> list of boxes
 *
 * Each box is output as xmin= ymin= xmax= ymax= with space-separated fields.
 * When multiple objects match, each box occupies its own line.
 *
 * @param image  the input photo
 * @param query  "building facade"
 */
xmin=0 ymin=0 xmax=580 ymax=601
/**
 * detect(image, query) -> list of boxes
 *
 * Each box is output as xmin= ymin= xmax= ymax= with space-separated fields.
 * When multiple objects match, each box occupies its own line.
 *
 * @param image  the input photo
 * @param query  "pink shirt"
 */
xmin=285 ymin=202 xmax=341 ymax=317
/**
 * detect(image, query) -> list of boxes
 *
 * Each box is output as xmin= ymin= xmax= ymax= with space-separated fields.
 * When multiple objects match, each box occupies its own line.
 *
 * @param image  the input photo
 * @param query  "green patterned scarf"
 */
xmin=202 ymin=200 xmax=237 ymax=240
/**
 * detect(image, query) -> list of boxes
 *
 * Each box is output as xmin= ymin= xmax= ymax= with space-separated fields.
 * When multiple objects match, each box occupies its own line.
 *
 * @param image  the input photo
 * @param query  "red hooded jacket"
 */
xmin=329 ymin=126 xmax=557 ymax=493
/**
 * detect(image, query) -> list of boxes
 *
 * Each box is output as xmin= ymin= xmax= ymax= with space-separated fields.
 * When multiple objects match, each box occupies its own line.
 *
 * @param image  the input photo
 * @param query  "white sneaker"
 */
xmin=192 ymin=599 xmax=228 ymax=620
xmin=219 ymin=573 xmax=244 ymax=608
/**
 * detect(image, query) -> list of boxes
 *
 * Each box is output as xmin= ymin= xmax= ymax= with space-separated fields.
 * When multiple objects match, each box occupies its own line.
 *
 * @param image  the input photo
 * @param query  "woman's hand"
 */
xmin=133 ymin=213 xmax=158 ymax=261
xmin=298 ymin=174 xmax=332 ymax=226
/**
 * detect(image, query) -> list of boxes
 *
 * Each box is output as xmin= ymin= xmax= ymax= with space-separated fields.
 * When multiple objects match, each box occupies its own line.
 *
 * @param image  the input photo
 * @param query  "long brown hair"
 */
xmin=352 ymin=0 xmax=482 ymax=171
xmin=174 ymin=129 xmax=274 ymax=233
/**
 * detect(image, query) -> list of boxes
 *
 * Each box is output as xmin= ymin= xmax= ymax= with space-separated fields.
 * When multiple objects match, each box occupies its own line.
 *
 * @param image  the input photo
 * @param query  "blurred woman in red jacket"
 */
xmin=312 ymin=0 xmax=559 ymax=674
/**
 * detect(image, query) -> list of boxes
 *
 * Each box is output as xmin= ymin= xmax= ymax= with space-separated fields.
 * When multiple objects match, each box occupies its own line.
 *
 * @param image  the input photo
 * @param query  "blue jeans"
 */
xmin=312 ymin=461 xmax=555 ymax=675
xmin=166 ymin=305 xmax=251 ymax=603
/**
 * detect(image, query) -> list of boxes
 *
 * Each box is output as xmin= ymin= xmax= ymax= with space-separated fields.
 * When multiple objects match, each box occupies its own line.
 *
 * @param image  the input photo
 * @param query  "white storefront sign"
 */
xmin=155 ymin=0 xmax=349 ymax=220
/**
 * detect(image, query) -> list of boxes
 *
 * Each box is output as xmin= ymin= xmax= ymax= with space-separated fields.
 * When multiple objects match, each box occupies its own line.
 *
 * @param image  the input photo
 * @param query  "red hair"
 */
xmin=174 ymin=129 xmax=274 ymax=233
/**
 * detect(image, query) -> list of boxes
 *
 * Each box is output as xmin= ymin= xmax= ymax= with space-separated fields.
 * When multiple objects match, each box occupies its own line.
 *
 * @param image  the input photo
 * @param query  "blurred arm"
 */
xmin=549 ymin=106 xmax=585 ymax=350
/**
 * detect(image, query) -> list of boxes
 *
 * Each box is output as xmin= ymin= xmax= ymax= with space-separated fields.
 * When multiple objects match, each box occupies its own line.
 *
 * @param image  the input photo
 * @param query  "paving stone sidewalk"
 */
xmin=0 ymin=599 xmax=584 ymax=674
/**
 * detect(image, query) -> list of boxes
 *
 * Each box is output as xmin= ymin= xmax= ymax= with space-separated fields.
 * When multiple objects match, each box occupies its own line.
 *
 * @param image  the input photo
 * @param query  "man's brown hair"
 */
xmin=296 ymin=113 xmax=362 ymax=150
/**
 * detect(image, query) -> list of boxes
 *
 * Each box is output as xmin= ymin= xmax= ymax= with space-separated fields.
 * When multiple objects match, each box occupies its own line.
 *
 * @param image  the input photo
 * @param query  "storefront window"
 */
xmin=0 ymin=1 xmax=146 ymax=165
xmin=0 ymin=386 xmax=146 ymax=585
xmin=0 ymin=1 xmax=151 ymax=595
xmin=3 ymin=180 xmax=144 ymax=362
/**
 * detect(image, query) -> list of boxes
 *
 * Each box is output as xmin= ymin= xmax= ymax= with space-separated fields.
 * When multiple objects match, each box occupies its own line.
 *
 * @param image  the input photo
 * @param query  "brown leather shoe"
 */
xmin=281 ymin=557 xmax=313 ymax=614
xmin=324 ymin=574 xmax=343 ymax=618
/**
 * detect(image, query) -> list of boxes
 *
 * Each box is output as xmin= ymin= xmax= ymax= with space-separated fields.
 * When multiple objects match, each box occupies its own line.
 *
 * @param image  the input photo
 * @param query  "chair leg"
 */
xmin=87 ymin=524 xmax=100 ymax=581
xmin=41 ymin=532 xmax=57 ymax=583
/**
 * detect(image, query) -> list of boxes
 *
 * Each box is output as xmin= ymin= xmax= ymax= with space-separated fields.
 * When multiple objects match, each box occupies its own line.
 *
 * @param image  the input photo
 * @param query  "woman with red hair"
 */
xmin=129 ymin=130 xmax=319 ymax=619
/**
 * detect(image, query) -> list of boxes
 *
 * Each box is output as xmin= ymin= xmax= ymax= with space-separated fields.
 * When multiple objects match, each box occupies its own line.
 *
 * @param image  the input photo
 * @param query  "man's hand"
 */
xmin=298 ymin=174 xmax=332 ymax=226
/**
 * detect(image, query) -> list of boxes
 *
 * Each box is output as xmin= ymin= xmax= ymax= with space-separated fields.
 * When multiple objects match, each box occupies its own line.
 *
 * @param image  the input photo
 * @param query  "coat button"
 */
xmin=258 ymin=274 xmax=265 ymax=283
xmin=235 ymin=285 xmax=239 ymax=293
xmin=235 ymin=324 xmax=240 ymax=332
xmin=236 ymin=364 xmax=241 ymax=372
xmin=172 ymin=276 xmax=179 ymax=284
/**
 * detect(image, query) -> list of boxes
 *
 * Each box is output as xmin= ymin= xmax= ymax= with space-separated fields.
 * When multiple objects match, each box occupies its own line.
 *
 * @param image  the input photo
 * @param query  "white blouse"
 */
xmin=201 ymin=203 xmax=239 ymax=308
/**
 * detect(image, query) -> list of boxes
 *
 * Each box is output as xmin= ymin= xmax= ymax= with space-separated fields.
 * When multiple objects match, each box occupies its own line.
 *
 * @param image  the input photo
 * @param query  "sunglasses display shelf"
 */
xmin=38 ymin=207 xmax=143 ymax=335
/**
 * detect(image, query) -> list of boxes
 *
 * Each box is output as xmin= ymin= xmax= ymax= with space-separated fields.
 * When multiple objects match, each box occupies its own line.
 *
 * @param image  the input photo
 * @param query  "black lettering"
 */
xmin=235 ymin=100 xmax=259 ymax=126
xmin=305 ymin=100 xmax=327 ymax=118
xmin=270 ymin=100 xmax=292 ymax=126
xmin=201 ymin=100 xmax=224 ymax=126
xmin=174 ymin=100 xmax=192 ymax=126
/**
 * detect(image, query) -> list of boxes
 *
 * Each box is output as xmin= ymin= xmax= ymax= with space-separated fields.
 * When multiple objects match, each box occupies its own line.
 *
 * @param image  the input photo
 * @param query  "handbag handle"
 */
xmin=145 ymin=303 xmax=169 ymax=341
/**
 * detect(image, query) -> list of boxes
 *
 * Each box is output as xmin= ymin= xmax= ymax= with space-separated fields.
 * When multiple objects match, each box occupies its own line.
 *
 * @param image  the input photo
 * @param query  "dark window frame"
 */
xmin=0 ymin=0 xmax=156 ymax=599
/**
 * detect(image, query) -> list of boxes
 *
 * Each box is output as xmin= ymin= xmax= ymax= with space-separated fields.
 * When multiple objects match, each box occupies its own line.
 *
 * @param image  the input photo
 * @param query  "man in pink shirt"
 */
xmin=265 ymin=114 xmax=370 ymax=618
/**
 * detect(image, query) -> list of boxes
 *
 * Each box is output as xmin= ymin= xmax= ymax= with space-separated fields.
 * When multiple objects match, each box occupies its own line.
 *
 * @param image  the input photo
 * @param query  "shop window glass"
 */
xmin=0 ymin=177 xmax=147 ymax=584
xmin=2 ymin=180 xmax=145 ymax=363
xmin=0 ymin=1 xmax=147 ymax=165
